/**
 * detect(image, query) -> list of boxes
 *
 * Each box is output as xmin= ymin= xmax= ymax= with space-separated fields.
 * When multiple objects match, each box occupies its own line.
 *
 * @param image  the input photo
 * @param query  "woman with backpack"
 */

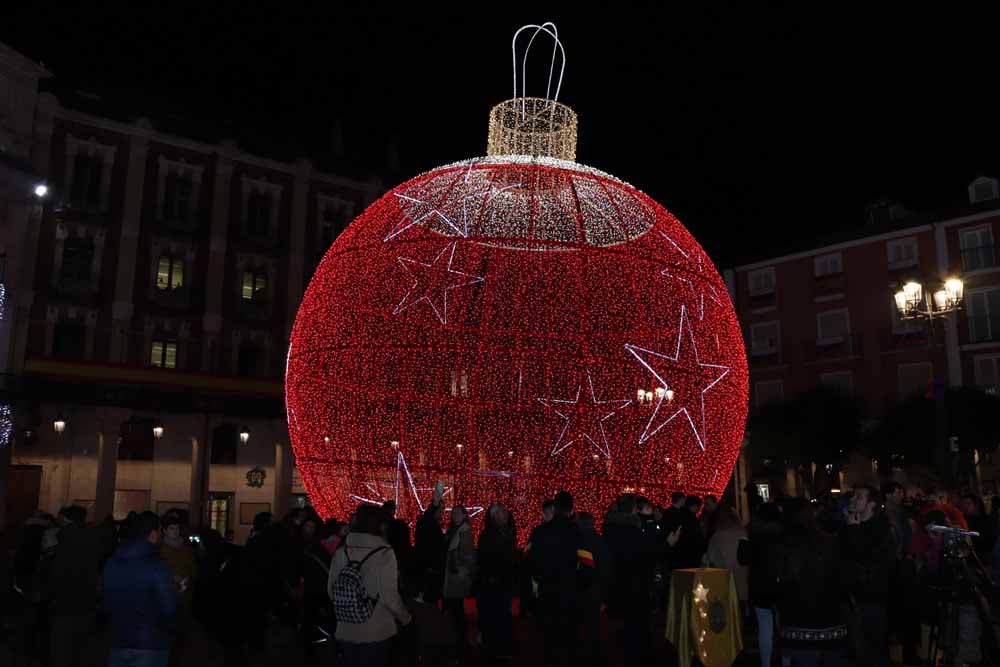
xmin=328 ymin=504 xmax=412 ymax=667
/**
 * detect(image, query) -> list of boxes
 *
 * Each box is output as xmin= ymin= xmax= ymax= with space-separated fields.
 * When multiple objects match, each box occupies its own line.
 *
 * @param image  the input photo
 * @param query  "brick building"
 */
xmin=725 ymin=179 xmax=1000 ymax=497
xmin=0 ymin=43 xmax=380 ymax=541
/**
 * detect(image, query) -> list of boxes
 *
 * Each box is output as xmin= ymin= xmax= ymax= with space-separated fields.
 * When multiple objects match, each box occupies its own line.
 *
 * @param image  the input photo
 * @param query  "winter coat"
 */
xmin=477 ymin=523 xmax=517 ymax=594
xmin=577 ymin=525 xmax=612 ymax=604
xmin=706 ymin=523 xmax=748 ymax=602
xmin=161 ymin=538 xmax=197 ymax=607
xmin=443 ymin=521 xmax=476 ymax=600
xmin=839 ymin=513 xmax=896 ymax=603
xmin=778 ymin=526 xmax=847 ymax=648
xmin=602 ymin=511 xmax=648 ymax=613
xmin=328 ymin=532 xmax=412 ymax=643
xmin=103 ymin=540 xmax=179 ymax=650
xmin=527 ymin=514 xmax=588 ymax=606
xmin=414 ymin=505 xmax=447 ymax=577
xmin=737 ymin=516 xmax=783 ymax=608
xmin=664 ymin=506 xmax=704 ymax=569
xmin=48 ymin=521 xmax=108 ymax=616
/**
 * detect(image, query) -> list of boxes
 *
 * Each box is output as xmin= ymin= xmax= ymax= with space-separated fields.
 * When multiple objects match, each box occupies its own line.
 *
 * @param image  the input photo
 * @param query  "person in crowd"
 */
xmin=13 ymin=511 xmax=54 ymax=665
xmin=705 ymin=506 xmax=748 ymax=605
xmin=442 ymin=505 xmax=476 ymax=658
xmin=241 ymin=511 xmax=281 ymax=654
xmin=738 ymin=501 xmax=783 ymax=667
xmin=300 ymin=515 xmax=334 ymax=656
xmin=103 ymin=510 xmax=179 ymax=667
xmin=668 ymin=494 xmax=705 ymax=569
xmin=576 ymin=511 xmax=612 ymax=667
xmin=840 ymin=484 xmax=896 ymax=667
xmin=403 ymin=577 xmax=458 ymax=667
xmin=520 ymin=497 xmax=555 ymax=618
xmin=526 ymin=491 xmax=591 ymax=667
xmin=702 ymin=493 xmax=721 ymax=543
xmin=920 ymin=488 xmax=969 ymax=529
xmin=884 ymin=481 xmax=920 ymax=666
xmin=46 ymin=505 xmax=109 ymax=667
xmin=960 ymin=493 xmax=995 ymax=558
xmin=883 ymin=481 xmax=910 ymax=558
xmin=381 ymin=500 xmax=412 ymax=573
xmin=476 ymin=503 xmax=517 ymax=661
xmin=414 ymin=484 xmax=447 ymax=607
xmin=322 ymin=519 xmax=348 ymax=555
xmin=160 ymin=514 xmax=197 ymax=606
xmin=328 ymin=503 xmax=411 ymax=667
xmin=777 ymin=500 xmax=848 ymax=666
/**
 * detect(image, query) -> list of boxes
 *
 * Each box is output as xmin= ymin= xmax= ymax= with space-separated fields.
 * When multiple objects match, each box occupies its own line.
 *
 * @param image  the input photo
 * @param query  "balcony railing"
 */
xmin=962 ymin=244 xmax=997 ymax=272
xmin=879 ymin=326 xmax=930 ymax=352
xmin=748 ymin=343 xmax=784 ymax=368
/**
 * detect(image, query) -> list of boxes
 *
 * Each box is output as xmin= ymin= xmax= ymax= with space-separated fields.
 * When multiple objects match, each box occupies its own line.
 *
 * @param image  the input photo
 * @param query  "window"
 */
xmin=969 ymin=177 xmax=999 ymax=204
xmin=246 ymin=190 xmax=272 ymax=236
xmin=974 ymin=355 xmax=1000 ymax=390
xmin=897 ymin=362 xmax=932 ymax=399
xmin=960 ymin=225 xmax=996 ymax=271
xmin=118 ymin=418 xmax=154 ymax=462
xmin=156 ymin=257 xmax=184 ymax=290
xmin=450 ymin=369 xmax=469 ymax=397
xmin=817 ymin=309 xmax=850 ymax=344
xmin=755 ymin=380 xmax=784 ymax=407
xmin=890 ymin=295 xmax=923 ymax=334
xmin=887 ymin=237 xmax=918 ymax=269
xmin=52 ymin=320 xmax=85 ymax=359
xmin=162 ymin=171 xmax=193 ymax=223
xmin=70 ymin=153 xmax=103 ymax=209
xmin=209 ymin=494 xmax=233 ymax=535
xmin=210 ymin=424 xmax=238 ymax=465
xmin=967 ymin=288 xmax=1000 ymax=343
xmin=756 ymin=484 xmax=771 ymax=502
xmin=150 ymin=340 xmax=177 ymax=369
xmin=320 ymin=199 xmax=353 ymax=248
xmin=820 ymin=371 xmax=853 ymax=396
xmin=60 ymin=238 xmax=95 ymax=284
xmin=237 ymin=343 xmax=262 ymax=377
xmin=241 ymin=270 xmax=268 ymax=301
xmin=748 ymin=267 xmax=776 ymax=296
xmin=750 ymin=321 xmax=780 ymax=356
xmin=814 ymin=253 xmax=843 ymax=277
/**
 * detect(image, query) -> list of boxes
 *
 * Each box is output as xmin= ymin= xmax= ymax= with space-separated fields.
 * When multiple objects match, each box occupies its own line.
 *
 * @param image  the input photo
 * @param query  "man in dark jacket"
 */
xmin=840 ymin=484 xmax=896 ymax=667
xmin=47 ymin=505 xmax=110 ymax=667
xmin=576 ymin=512 xmax=612 ymax=667
xmin=526 ymin=491 xmax=589 ymax=667
xmin=103 ymin=511 xmax=179 ymax=667
xmin=414 ymin=489 xmax=447 ymax=606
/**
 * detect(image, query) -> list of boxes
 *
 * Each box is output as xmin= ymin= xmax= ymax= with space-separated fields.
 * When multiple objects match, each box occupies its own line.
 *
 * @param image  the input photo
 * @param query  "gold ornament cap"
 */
xmin=488 ymin=23 xmax=577 ymax=162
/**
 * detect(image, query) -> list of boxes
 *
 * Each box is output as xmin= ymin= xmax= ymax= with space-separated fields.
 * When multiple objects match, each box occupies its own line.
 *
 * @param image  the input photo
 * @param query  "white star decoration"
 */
xmin=625 ymin=306 xmax=730 ymax=451
xmin=693 ymin=582 xmax=710 ymax=603
xmin=659 ymin=231 xmax=722 ymax=321
xmin=394 ymin=242 xmax=484 ymax=324
xmin=349 ymin=446 xmax=483 ymax=519
xmin=537 ymin=371 xmax=632 ymax=459
xmin=384 ymin=168 xmax=520 ymax=242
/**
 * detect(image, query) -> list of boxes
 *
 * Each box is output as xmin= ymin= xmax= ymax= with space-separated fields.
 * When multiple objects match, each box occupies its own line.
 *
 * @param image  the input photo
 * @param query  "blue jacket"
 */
xmin=103 ymin=540 xmax=178 ymax=650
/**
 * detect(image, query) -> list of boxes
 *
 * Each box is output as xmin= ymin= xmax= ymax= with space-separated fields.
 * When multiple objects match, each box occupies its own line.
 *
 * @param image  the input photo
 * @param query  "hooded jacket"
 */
xmin=443 ymin=520 xmax=476 ymax=599
xmin=103 ymin=540 xmax=178 ymax=650
xmin=328 ymin=532 xmax=412 ymax=643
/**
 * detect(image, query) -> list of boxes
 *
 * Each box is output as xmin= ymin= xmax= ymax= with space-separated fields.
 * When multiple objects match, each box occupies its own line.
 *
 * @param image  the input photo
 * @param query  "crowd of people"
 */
xmin=2 ymin=480 xmax=998 ymax=666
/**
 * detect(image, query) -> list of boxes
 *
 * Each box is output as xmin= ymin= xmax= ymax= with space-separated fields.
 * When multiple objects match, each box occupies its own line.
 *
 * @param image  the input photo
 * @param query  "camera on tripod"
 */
xmin=927 ymin=524 xmax=980 ymax=559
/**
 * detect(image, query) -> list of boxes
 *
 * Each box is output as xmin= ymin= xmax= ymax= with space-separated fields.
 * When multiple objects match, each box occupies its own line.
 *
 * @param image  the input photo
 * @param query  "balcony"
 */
xmin=813 ymin=271 xmax=846 ymax=296
xmin=962 ymin=245 xmax=997 ymax=272
xmin=149 ymin=285 xmax=191 ymax=309
xmin=803 ymin=333 xmax=863 ymax=363
xmin=238 ymin=297 xmax=274 ymax=322
xmin=879 ymin=326 xmax=930 ymax=352
xmin=748 ymin=343 xmax=784 ymax=369
xmin=748 ymin=289 xmax=776 ymax=310
xmin=54 ymin=202 xmax=111 ymax=227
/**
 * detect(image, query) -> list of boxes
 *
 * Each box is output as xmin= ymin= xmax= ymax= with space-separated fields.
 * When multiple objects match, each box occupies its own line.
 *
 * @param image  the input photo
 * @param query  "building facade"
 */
xmin=725 ymin=179 xmax=1000 ymax=497
xmin=0 ymin=43 xmax=381 ymax=541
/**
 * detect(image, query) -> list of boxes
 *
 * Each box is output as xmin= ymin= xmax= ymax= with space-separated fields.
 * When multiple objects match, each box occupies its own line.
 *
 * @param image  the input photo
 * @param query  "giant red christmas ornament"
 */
xmin=286 ymin=28 xmax=747 ymax=535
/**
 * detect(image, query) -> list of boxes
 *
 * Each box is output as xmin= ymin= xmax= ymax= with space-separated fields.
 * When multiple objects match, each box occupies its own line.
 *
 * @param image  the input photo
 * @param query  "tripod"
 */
xmin=926 ymin=532 xmax=999 ymax=666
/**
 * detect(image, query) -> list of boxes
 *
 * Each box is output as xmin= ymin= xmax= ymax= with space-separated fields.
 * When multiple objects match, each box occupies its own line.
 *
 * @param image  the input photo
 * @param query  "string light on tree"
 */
xmin=285 ymin=24 xmax=748 ymax=537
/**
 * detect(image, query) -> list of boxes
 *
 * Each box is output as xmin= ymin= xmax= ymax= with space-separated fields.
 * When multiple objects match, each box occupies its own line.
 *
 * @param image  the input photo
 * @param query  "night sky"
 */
xmin=4 ymin=4 xmax=999 ymax=265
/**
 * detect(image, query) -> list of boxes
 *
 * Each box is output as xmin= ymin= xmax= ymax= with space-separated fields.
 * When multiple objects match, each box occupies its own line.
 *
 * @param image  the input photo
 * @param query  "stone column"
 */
xmin=273 ymin=439 xmax=293 ymax=519
xmin=93 ymin=430 xmax=118 ymax=521
xmin=110 ymin=123 xmax=151 ymax=361
xmin=189 ymin=435 xmax=206 ymax=528
xmin=203 ymin=145 xmax=234 ymax=369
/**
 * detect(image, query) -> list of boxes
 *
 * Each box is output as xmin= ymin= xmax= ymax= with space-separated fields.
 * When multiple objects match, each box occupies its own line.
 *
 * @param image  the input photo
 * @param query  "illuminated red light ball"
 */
xmin=286 ymin=156 xmax=748 ymax=535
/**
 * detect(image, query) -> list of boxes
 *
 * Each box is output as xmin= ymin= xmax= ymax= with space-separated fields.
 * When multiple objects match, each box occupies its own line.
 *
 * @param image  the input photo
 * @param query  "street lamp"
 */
xmin=239 ymin=425 xmax=250 ymax=445
xmin=152 ymin=420 xmax=165 ymax=440
xmin=893 ymin=277 xmax=964 ymax=321
xmin=53 ymin=413 xmax=66 ymax=434
xmin=33 ymin=184 xmax=48 ymax=198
